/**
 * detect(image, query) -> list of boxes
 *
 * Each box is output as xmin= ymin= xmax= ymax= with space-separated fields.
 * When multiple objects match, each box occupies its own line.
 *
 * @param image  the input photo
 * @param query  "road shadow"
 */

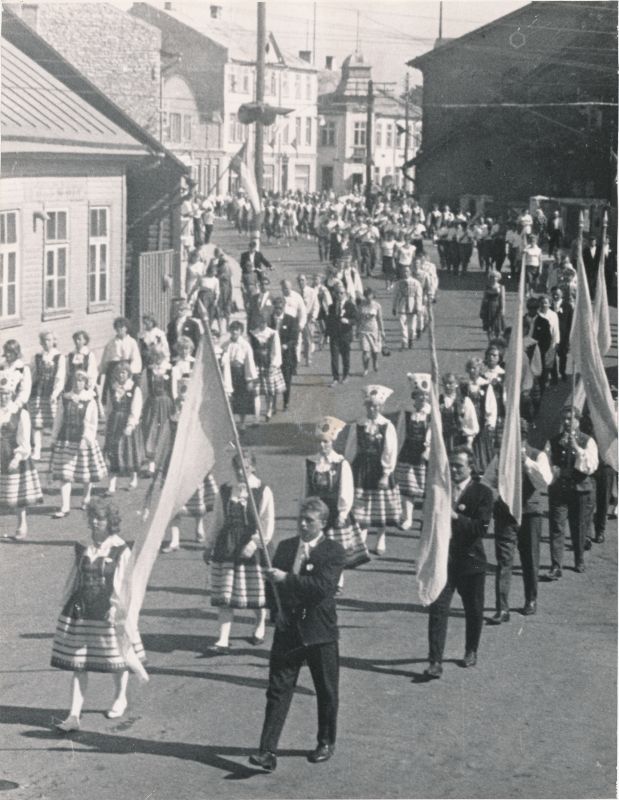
xmin=146 ymin=585 xmax=209 ymax=597
xmin=340 ymin=655 xmax=461 ymax=682
xmin=0 ymin=538 xmax=75 ymax=547
xmin=239 ymin=422 xmax=316 ymax=452
xmin=0 ymin=704 xmax=305 ymax=780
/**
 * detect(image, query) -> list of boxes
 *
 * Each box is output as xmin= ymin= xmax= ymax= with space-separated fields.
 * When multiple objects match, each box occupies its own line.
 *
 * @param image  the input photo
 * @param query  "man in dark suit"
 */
xmin=240 ymin=239 xmax=273 ymax=302
xmin=321 ymin=284 xmax=357 ymax=386
xmin=425 ymin=447 xmax=493 ymax=679
xmin=166 ymin=300 xmax=203 ymax=355
xmin=269 ymin=296 xmax=299 ymax=411
xmin=582 ymin=234 xmax=600 ymax=299
xmin=249 ymin=497 xmax=346 ymax=773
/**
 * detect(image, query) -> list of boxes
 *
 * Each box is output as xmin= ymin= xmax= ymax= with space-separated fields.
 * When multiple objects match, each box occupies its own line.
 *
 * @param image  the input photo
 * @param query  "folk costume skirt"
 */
xmin=353 ymin=475 xmax=402 ymax=528
xmin=51 ymin=612 xmax=146 ymax=673
xmin=210 ymin=555 xmax=268 ymax=609
xmin=28 ymin=396 xmax=56 ymax=431
xmin=0 ymin=459 xmax=43 ymax=508
xmin=327 ymin=518 xmax=371 ymax=568
xmin=51 ymin=440 xmax=107 ymax=484
xmin=395 ymin=460 xmax=427 ymax=500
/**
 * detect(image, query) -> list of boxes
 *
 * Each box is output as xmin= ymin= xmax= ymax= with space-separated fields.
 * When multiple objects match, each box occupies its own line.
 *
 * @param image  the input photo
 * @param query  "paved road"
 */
xmin=1 ymin=225 xmax=616 ymax=799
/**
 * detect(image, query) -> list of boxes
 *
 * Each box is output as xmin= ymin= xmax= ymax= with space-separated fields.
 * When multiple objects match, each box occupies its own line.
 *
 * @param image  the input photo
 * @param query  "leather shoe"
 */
xmin=547 ymin=566 xmax=562 ymax=581
xmin=522 ymin=600 xmax=537 ymax=616
xmin=593 ymin=533 xmax=605 ymax=544
xmin=307 ymin=743 xmax=334 ymax=763
xmin=249 ymin=751 xmax=277 ymax=772
xmin=488 ymin=611 xmax=510 ymax=625
xmin=574 ymin=561 xmax=586 ymax=573
xmin=249 ymin=634 xmax=264 ymax=646
xmin=424 ymin=662 xmax=443 ymax=679
xmin=461 ymin=651 xmax=477 ymax=668
xmin=584 ymin=537 xmax=593 ymax=551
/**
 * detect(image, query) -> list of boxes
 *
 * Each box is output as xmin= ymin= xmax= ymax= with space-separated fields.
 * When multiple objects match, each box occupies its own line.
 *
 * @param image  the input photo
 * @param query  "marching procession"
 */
xmin=0 ymin=185 xmax=616 ymax=777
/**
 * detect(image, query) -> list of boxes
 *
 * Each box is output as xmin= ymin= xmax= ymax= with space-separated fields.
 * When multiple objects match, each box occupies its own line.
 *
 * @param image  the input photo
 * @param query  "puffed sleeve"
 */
xmin=221 ymin=349 xmax=233 ymax=394
xmin=111 ymin=546 xmax=131 ymax=615
xmin=524 ymin=449 xmax=553 ymax=491
xmin=86 ymin=351 xmax=99 ymax=389
xmin=270 ymin=329 xmax=282 ymax=369
xmin=127 ymin=385 xmax=143 ymax=430
xmin=52 ymin=355 xmax=66 ymax=401
xmin=250 ymin=484 xmax=275 ymax=547
xmin=461 ymin=396 xmax=480 ymax=441
xmin=82 ymin=399 xmax=99 ymax=444
xmin=129 ymin=338 xmax=142 ymax=375
xmin=243 ymin=340 xmax=258 ymax=381
xmin=16 ymin=365 xmax=32 ymax=407
xmin=338 ymin=458 xmax=354 ymax=517
xmin=343 ymin=424 xmax=358 ymax=465
xmin=484 ymin=384 xmax=497 ymax=428
xmin=14 ymin=409 xmax=32 ymax=460
xmin=381 ymin=419 xmax=398 ymax=475
xmin=573 ymin=435 xmax=599 ymax=476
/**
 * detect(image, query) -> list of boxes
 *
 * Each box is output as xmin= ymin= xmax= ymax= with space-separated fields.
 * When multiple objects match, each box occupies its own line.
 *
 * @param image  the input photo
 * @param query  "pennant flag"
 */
xmin=396 ymin=123 xmax=407 ymax=136
xmin=571 ymin=246 xmax=618 ymax=470
xmin=290 ymin=137 xmax=298 ymax=152
xmin=417 ymin=307 xmax=451 ymax=606
xmin=498 ymin=265 xmax=526 ymax=524
xmin=230 ymin=143 xmax=262 ymax=216
xmin=593 ymin=253 xmax=612 ymax=357
xmin=119 ymin=329 xmax=237 ymax=678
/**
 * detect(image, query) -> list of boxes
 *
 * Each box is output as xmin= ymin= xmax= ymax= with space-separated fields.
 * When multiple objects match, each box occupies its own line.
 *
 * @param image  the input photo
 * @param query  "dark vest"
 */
xmin=213 ymin=482 xmax=267 ymax=563
xmin=306 ymin=458 xmax=342 ymax=528
xmin=550 ymin=432 xmax=594 ymax=493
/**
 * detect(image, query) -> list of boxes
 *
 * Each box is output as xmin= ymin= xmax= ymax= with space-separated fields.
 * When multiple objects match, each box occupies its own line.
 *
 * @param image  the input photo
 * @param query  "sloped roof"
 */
xmin=1 ymin=37 xmax=148 ymax=155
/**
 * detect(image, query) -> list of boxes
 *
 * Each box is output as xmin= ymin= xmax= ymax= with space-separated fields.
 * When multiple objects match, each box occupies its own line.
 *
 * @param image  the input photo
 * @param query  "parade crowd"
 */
xmin=0 ymin=187 xmax=616 ymax=770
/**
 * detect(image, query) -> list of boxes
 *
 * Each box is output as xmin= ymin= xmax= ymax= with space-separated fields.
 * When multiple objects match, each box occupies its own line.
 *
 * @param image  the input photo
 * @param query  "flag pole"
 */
xmin=199 ymin=317 xmax=284 ymax=618
xmin=572 ymin=211 xmax=585 ymax=411
xmin=427 ymin=298 xmax=439 ymax=385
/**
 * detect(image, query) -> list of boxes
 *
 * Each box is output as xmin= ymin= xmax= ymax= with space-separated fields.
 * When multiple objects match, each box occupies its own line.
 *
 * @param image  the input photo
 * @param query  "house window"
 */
xmin=0 ymin=211 xmax=19 ymax=321
xmin=183 ymin=114 xmax=192 ymax=142
xmin=385 ymin=123 xmax=393 ymax=148
xmin=169 ymin=112 xmax=181 ymax=143
xmin=305 ymin=117 xmax=312 ymax=146
xmin=295 ymin=117 xmax=302 ymax=145
xmin=229 ymin=112 xmax=244 ymax=143
xmin=320 ymin=120 xmax=336 ymax=147
xmin=229 ymin=69 xmax=237 ymax=92
xmin=282 ymin=73 xmax=289 ymax=97
xmin=295 ymin=74 xmax=301 ymax=99
xmin=305 ymin=75 xmax=312 ymax=100
xmin=353 ymin=121 xmax=366 ymax=147
xmin=375 ymin=122 xmax=383 ymax=147
xmin=283 ymin=122 xmax=289 ymax=145
xmin=88 ymin=207 xmax=109 ymax=306
xmin=44 ymin=211 xmax=68 ymax=312
xmin=270 ymin=71 xmax=277 ymax=96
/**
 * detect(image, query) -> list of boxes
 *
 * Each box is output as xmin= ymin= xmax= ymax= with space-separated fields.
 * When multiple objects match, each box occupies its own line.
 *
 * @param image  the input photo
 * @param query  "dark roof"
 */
xmin=407 ymin=1 xmax=615 ymax=69
xmin=2 ymin=37 xmax=147 ymax=155
xmin=1 ymin=6 xmax=187 ymax=170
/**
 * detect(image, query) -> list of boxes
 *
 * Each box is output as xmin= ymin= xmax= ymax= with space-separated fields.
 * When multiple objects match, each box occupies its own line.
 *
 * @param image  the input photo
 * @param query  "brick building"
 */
xmin=407 ymin=1 xmax=617 ymax=215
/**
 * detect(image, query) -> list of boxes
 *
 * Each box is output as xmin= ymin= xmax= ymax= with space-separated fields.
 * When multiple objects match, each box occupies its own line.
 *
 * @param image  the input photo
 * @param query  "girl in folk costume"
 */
xmin=439 ymin=372 xmax=479 ymax=455
xmin=395 ymin=374 xmax=432 ymax=532
xmin=249 ymin=313 xmax=286 ymax=422
xmin=160 ymin=337 xmax=217 ymax=553
xmin=51 ymin=500 xmax=146 ymax=732
xmin=345 ymin=385 xmax=401 ymax=557
xmin=204 ymin=450 xmax=274 ymax=652
xmin=99 ymin=317 xmax=142 ymax=406
xmin=301 ymin=416 xmax=370 ymax=592
xmin=103 ymin=362 xmax=144 ymax=495
xmin=221 ymin=320 xmax=258 ymax=430
xmin=29 ymin=331 xmax=66 ymax=461
xmin=459 ymin=357 xmax=497 ymax=474
xmin=65 ymin=331 xmax=98 ymax=396
xmin=479 ymin=270 xmax=505 ymax=340
xmin=50 ymin=370 xmax=107 ymax=518
xmin=358 ymin=287 xmax=386 ymax=376
xmin=138 ymin=314 xmax=169 ymax=369
xmin=1 ymin=339 xmax=32 ymax=410
xmin=0 ymin=372 xmax=43 ymax=539
xmin=483 ymin=344 xmax=506 ymax=451
xmin=142 ymin=347 xmax=175 ymax=475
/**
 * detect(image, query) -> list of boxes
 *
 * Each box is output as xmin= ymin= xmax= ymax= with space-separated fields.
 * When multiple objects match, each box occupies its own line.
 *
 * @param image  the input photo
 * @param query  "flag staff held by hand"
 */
xmin=199 ymin=308 xmax=284 ymax=619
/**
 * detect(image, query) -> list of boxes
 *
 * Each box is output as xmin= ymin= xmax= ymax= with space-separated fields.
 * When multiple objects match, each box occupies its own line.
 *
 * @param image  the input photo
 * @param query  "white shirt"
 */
xmin=100 ymin=335 xmax=142 ymax=375
xmin=293 ymin=532 xmax=324 ymax=574
xmin=282 ymin=290 xmax=307 ymax=329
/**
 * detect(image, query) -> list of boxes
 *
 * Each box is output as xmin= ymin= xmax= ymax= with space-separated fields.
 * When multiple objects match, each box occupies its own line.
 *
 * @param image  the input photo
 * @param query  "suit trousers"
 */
xmin=548 ymin=486 xmax=591 ymax=568
xmin=302 ymin=319 xmax=316 ymax=362
xmin=428 ymin=572 xmax=485 ymax=663
xmin=259 ymin=641 xmax=339 ymax=753
xmin=494 ymin=513 xmax=542 ymax=611
xmin=281 ymin=352 xmax=295 ymax=407
xmin=398 ymin=313 xmax=417 ymax=346
xmin=595 ymin=463 xmax=617 ymax=536
xmin=330 ymin=336 xmax=351 ymax=381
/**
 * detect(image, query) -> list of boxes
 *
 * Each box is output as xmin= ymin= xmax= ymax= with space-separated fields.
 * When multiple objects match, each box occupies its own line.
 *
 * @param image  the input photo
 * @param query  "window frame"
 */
xmin=305 ymin=117 xmax=312 ymax=146
xmin=0 ymin=209 xmax=20 ymax=326
xmin=43 ymin=209 xmax=70 ymax=320
xmin=353 ymin=121 xmax=367 ymax=147
xmin=183 ymin=114 xmax=192 ymax=142
xmin=87 ymin=206 xmax=111 ymax=312
xmin=385 ymin=123 xmax=393 ymax=148
xmin=169 ymin=112 xmax=181 ymax=143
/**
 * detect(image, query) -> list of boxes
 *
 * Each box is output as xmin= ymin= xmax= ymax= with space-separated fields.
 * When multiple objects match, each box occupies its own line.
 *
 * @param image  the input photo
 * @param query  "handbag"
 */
xmin=382 ymin=346 xmax=391 ymax=357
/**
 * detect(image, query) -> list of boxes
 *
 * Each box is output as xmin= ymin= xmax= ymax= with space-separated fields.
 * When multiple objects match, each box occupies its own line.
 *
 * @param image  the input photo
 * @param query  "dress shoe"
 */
xmin=488 ymin=610 xmax=510 ymax=625
xmin=424 ymin=662 xmax=443 ymax=679
xmin=56 ymin=715 xmax=80 ymax=732
xmin=249 ymin=750 xmax=277 ymax=772
xmin=52 ymin=510 xmax=70 ymax=519
xmin=522 ymin=600 xmax=537 ymax=616
xmin=547 ymin=566 xmax=562 ymax=581
xmin=593 ymin=533 xmax=605 ymax=544
xmin=461 ymin=651 xmax=477 ymax=668
xmin=161 ymin=543 xmax=180 ymax=554
xmin=307 ymin=743 xmax=335 ymax=763
xmin=250 ymin=634 xmax=265 ymax=646
xmin=584 ymin=537 xmax=592 ymax=551
xmin=210 ymin=643 xmax=230 ymax=654
xmin=574 ymin=561 xmax=586 ymax=573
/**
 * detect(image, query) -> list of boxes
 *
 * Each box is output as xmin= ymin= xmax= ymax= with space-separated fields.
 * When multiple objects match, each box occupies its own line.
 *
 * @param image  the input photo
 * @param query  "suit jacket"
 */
xmin=166 ymin=316 xmax=202 ymax=354
xmin=269 ymin=312 xmax=299 ymax=361
xmin=449 ymin=479 xmax=493 ymax=576
xmin=268 ymin=535 xmax=345 ymax=654
xmin=322 ymin=298 xmax=358 ymax=343
xmin=240 ymin=250 xmax=273 ymax=276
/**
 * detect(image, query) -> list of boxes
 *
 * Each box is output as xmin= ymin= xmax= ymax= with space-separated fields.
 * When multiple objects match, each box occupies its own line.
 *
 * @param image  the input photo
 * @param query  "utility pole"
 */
xmin=404 ymin=72 xmax=410 ymax=187
xmin=365 ymin=78 xmax=374 ymax=211
xmin=438 ymin=0 xmax=443 ymax=41
xmin=254 ymin=1 xmax=266 ymax=244
xmin=312 ymin=2 xmax=317 ymax=65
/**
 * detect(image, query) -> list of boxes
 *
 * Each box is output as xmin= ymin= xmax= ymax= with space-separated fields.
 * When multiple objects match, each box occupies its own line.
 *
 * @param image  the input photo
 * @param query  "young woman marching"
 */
xmin=301 ymin=416 xmax=370 ymax=592
xmin=345 ymin=385 xmax=401 ymax=557
xmin=358 ymin=288 xmax=386 ymax=376
xmin=141 ymin=347 xmax=175 ymax=476
xmin=65 ymin=331 xmax=98 ymax=394
xmin=221 ymin=321 xmax=258 ymax=430
xmin=50 ymin=370 xmax=107 ymax=518
xmin=51 ymin=500 xmax=146 ymax=731
xmin=138 ymin=314 xmax=169 ymax=369
xmin=0 ymin=371 xmax=43 ymax=539
xmin=479 ymin=270 xmax=505 ymax=341
xmin=460 ymin=357 xmax=497 ymax=474
xmin=204 ymin=450 xmax=274 ymax=652
xmin=29 ymin=331 xmax=65 ymax=461
xmin=249 ymin=313 xmax=285 ymax=423
xmin=103 ymin=362 xmax=144 ymax=495
xmin=439 ymin=372 xmax=479 ymax=455
xmin=1 ymin=339 xmax=32 ymax=410
xmin=395 ymin=374 xmax=432 ymax=532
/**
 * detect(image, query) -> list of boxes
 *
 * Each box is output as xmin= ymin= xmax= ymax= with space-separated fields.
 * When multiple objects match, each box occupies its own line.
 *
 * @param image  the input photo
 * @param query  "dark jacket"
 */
xmin=166 ymin=316 xmax=202 ymax=355
xmin=267 ymin=535 xmax=345 ymax=654
xmin=321 ymin=298 xmax=358 ymax=343
xmin=449 ymin=479 xmax=493 ymax=576
xmin=240 ymin=250 xmax=273 ymax=276
xmin=269 ymin=312 xmax=299 ymax=368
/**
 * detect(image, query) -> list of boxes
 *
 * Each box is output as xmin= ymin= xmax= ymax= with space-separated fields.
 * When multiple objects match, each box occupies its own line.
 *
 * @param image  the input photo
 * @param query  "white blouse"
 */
xmin=221 ymin=339 xmax=258 ymax=393
xmin=207 ymin=473 xmax=274 ymax=548
xmin=345 ymin=413 xmax=398 ymax=475
xmin=301 ymin=450 xmax=354 ymax=518
xmin=0 ymin=403 xmax=32 ymax=460
xmin=52 ymin=390 xmax=99 ymax=444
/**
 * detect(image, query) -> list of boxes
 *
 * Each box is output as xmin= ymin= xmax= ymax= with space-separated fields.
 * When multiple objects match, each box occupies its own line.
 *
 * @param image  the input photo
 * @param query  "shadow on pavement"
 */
xmin=1 ymin=704 xmax=305 ymax=779
xmin=146 ymin=666 xmax=314 ymax=696
xmin=146 ymin=585 xmax=209 ymax=597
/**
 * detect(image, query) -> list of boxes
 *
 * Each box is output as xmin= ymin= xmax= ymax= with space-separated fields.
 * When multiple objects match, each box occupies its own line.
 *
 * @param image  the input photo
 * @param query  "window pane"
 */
xmin=46 ymin=214 xmax=55 ymax=240
xmin=58 ymin=212 xmax=67 ymax=240
xmin=45 ymin=280 xmax=54 ymax=309
xmin=8 ymin=252 xmax=16 ymax=282
xmin=58 ymin=248 xmax=67 ymax=275
xmin=90 ymin=209 xmax=98 ymax=236
xmin=0 ymin=253 xmax=3 ymax=278
xmin=57 ymin=278 xmax=66 ymax=308
xmin=100 ymin=209 xmax=107 ymax=236
xmin=0 ymin=286 xmax=4 ymax=316
xmin=100 ymin=244 xmax=107 ymax=270
xmin=0 ymin=214 xmax=5 ymax=244
xmin=46 ymin=251 xmax=55 ymax=275
xmin=89 ymin=273 xmax=97 ymax=302
xmin=7 ymin=284 xmax=15 ymax=316
xmin=7 ymin=213 xmax=16 ymax=244
xmin=89 ymin=244 xmax=96 ymax=271
xmin=100 ymin=272 xmax=107 ymax=301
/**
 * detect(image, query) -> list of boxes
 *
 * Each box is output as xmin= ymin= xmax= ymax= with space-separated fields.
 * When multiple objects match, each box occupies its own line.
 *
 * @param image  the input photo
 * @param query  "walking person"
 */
xmin=439 ymin=373 xmax=479 ymax=455
xmin=29 ymin=331 xmax=65 ymax=461
xmin=221 ymin=321 xmax=258 ymax=430
xmin=269 ymin=297 xmax=299 ymax=412
xmin=395 ymin=375 xmax=431 ymax=532
xmin=103 ymin=362 xmax=144 ymax=496
xmin=479 ymin=271 xmax=505 ymax=341
xmin=392 ymin=266 xmax=423 ymax=351
xmin=357 ymin=288 xmax=385 ymax=376
xmin=460 ymin=358 xmax=497 ymax=475
xmin=249 ymin=314 xmax=286 ymax=422
xmin=298 ymin=274 xmax=319 ymax=367
xmin=322 ymin=284 xmax=358 ymax=387
xmin=99 ymin=318 xmax=142 ymax=406
xmin=141 ymin=348 xmax=175 ymax=476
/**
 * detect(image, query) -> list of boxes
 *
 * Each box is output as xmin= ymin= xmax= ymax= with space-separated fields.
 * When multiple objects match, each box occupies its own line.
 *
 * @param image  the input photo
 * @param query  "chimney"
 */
xmin=298 ymin=50 xmax=311 ymax=63
xmin=325 ymin=55 xmax=334 ymax=70
xmin=164 ymin=1 xmax=172 ymax=9
xmin=21 ymin=3 xmax=39 ymax=30
xmin=210 ymin=4 xmax=222 ymax=18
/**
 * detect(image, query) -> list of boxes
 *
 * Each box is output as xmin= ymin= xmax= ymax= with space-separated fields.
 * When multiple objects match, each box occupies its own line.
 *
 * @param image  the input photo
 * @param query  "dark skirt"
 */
xmin=142 ymin=395 xmax=175 ymax=461
xmin=472 ymin=426 xmax=496 ymax=474
xmin=230 ymin=362 xmax=255 ymax=416
xmin=382 ymin=255 xmax=396 ymax=280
